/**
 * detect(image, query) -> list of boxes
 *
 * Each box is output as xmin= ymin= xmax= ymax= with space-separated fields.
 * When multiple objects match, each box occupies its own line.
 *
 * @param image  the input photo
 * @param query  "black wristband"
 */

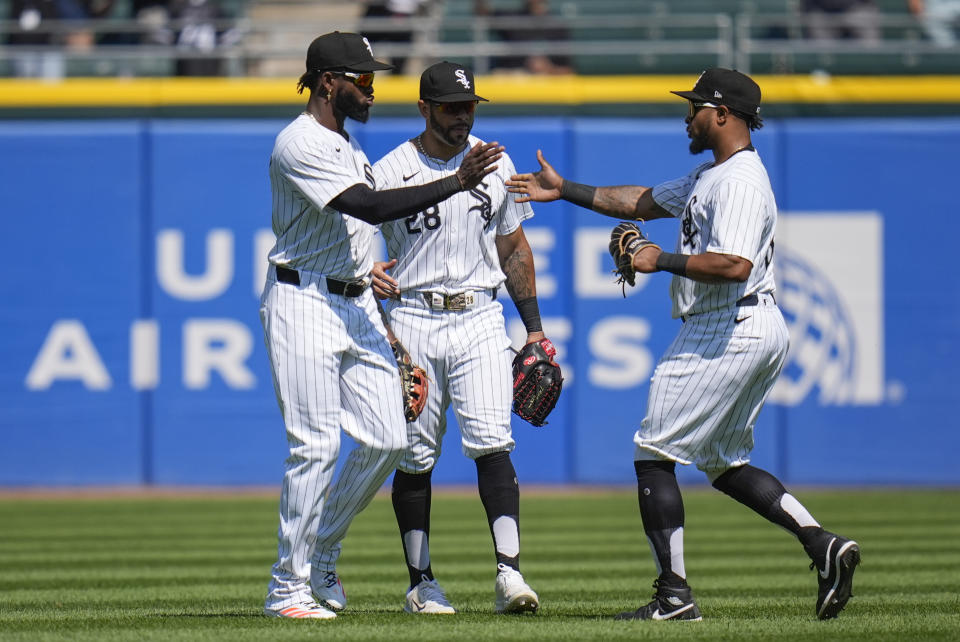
xmin=438 ymin=173 xmax=462 ymax=195
xmin=514 ymin=297 xmax=543 ymax=334
xmin=559 ymin=179 xmax=596 ymax=210
xmin=655 ymin=252 xmax=689 ymax=277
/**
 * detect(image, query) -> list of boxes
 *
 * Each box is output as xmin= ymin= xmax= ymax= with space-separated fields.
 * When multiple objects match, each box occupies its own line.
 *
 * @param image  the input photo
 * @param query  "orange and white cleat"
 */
xmin=264 ymin=601 xmax=337 ymax=620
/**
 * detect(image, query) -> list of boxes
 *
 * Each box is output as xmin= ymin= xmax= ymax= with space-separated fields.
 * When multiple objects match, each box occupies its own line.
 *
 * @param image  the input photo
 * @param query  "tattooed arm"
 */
xmin=496 ymin=226 xmax=545 ymax=344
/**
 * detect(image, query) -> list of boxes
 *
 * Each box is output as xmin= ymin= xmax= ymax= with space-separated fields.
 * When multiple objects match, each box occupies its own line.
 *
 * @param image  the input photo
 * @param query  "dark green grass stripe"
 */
xmin=0 ymin=490 xmax=958 ymax=641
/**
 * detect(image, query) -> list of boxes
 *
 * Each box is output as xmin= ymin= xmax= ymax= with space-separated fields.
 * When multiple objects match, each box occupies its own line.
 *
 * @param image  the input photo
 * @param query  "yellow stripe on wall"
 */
xmin=1 ymin=75 xmax=960 ymax=107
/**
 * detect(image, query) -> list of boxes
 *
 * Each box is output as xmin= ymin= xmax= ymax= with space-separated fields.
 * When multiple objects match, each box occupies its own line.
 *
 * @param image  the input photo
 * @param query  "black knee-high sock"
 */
xmin=392 ymin=469 xmax=434 ymax=588
xmin=634 ymin=460 xmax=686 ymax=586
xmin=476 ymin=451 xmax=520 ymax=570
xmin=711 ymin=464 xmax=823 ymax=547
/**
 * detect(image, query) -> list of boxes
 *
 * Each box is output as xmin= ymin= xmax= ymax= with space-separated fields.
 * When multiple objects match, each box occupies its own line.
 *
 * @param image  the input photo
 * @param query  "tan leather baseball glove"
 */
xmin=391 ymin=340 xmax=428 ymax=423
xmin=609 ymin=221 xmax=660 ymax=291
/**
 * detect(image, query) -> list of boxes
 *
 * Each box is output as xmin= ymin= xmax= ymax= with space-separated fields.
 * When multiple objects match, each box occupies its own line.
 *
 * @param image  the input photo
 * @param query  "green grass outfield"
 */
xmin=1 ymin=488 xmax=958 ymax=641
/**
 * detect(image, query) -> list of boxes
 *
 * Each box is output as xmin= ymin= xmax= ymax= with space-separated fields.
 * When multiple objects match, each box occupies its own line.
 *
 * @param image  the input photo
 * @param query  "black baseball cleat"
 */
xmin=805 ymin=531 xmax=861 ymax=620
xmin=615 ymin=579 xmax=702 ymax=621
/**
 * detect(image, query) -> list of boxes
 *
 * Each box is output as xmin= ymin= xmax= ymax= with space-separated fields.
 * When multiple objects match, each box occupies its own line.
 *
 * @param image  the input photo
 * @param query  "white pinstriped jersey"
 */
xmin=261 ymin=114 xmax=408 ymax=611
xmin=373 ymin=135 xmax=533 ymax=293
xmin=652 ymin=149 xmax=777 ymax=319
xmin=268 ymin=113 xmax=377 ymax=280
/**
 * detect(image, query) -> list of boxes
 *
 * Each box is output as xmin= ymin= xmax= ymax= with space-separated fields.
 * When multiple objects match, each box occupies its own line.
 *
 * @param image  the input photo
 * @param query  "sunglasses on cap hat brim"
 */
xmin=687 ymin=101 xmax=721 ymax=118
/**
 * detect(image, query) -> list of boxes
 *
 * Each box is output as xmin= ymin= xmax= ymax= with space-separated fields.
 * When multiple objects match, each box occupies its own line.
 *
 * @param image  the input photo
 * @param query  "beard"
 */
xmin=688 ymin=133 xmax=709 ymax=155
xmin=429 ymin=115 xmax=472 ymax=148
xmin=336 ymin=90 xmax=370 ymax=124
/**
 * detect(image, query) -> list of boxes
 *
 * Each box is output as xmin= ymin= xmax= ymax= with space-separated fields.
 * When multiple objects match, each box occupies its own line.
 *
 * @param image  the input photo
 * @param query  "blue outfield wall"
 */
xmin=1 ymin=116 xmax=957 ymax=487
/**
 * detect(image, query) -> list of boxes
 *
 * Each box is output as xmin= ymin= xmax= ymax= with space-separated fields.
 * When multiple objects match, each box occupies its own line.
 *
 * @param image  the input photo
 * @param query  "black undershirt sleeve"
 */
xmin=329 ymin=176 xmax=461 ymax=224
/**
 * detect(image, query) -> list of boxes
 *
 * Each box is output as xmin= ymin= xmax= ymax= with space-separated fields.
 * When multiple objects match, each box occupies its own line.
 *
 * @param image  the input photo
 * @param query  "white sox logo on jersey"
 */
xmin=455 ymin=69 xmax=471 ymax=89
xmin=680 ymin=196 xmax=699 ymax=250
xmin=405 ymin=183 xmax=491 ymax=233
xmin=364 ymin=164 xmax=375 ymax=188
xmin=468 ymin=182 xmax=493 ymax=229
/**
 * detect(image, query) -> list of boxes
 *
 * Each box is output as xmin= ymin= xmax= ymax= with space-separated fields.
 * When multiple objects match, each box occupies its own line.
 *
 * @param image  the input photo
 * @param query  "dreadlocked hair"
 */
xmin=730 ymin=109 xmax=764 ymax=131
xmin=297 ymin=70 xmax=320 ymax=95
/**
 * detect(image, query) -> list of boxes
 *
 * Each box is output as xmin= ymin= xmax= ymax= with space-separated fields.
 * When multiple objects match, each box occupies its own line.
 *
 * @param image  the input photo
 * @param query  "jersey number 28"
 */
xmin=405 ymin=205 xmax=442 ymax=234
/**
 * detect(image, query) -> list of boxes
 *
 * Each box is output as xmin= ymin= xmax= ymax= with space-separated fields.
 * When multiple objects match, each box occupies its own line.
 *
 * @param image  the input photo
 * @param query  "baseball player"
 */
xmin=507 ymin=68 xmax=860 ymax=621
xmin=313 ymin=61 xmax=545 ymax=616
xmin=260 ymin=33 xmax=501 ymax=620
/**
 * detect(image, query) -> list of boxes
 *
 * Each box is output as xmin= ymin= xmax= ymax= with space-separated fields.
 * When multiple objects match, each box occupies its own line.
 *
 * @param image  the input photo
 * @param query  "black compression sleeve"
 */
xmin=329 ymin=175 xmax=461 ymax=224
xmin=656 ymin=252 xmax=689 ymax=277
xmin=514 ymin=297 xmax=543 ymax=334
xmin=559 ymin=179 xmax=596 ymax=209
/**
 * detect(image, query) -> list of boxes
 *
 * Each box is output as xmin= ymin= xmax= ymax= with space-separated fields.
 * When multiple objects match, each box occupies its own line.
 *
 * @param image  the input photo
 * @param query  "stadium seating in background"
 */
xmin=1 ymin=0 xmax=959 ymax=78
xmin=2 ymin=0 xmax=252 ymax=78
xmin=441 ymin=0 xmax=959 ymax=76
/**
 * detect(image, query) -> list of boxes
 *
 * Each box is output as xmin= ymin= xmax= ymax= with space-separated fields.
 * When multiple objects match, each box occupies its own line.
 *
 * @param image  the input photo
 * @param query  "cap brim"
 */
xmin=345 ymin=59 xmax=394 ymax=72
xmin=670 ymin=90 xmax=706 ymax=102
xmin=428 ymin=92 xmax=489 ymax=103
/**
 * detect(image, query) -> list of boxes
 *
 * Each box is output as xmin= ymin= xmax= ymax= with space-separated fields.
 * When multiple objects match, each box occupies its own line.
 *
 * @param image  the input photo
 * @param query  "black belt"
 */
xmin=275 ymin=266 xmax=367 ymax=297
xmin=681 ymin=293 xmax=775 ymax=322
xmin=735 ymin=293 xmax=776 ymax=307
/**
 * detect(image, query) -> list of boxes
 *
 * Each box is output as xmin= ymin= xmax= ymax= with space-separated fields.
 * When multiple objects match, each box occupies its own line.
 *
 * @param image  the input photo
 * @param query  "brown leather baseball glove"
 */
xmin=609 ymin=221 xmax=660 ymax=291
xmin=391 ymin=340 xmax=428 ymax=423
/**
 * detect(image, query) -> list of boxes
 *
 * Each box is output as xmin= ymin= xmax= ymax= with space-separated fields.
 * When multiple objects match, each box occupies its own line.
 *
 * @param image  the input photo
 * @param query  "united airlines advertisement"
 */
xmin=1 ymin=118 xmax=955 ymax=486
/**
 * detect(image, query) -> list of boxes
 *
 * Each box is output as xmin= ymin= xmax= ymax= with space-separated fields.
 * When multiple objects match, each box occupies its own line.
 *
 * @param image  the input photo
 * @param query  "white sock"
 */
xmin=781 ymin=494 xmax=820 ymax=528
xmin=403 ymin=529 xmax=430 ymax=570
xmin=492 ymin=516 xmax=520 ymax=558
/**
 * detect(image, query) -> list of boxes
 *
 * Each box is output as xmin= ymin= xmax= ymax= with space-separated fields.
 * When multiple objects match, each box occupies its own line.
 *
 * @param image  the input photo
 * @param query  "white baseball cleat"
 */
xmin=263 ymin=600 xmax=337 ymax=620
xmin=404 ymin=577 xmax=456 ymax=614
xmin=311 ymin=568 xmax=347 ymax=611
xmin=494 ymin=563 xmax=539 ymax=614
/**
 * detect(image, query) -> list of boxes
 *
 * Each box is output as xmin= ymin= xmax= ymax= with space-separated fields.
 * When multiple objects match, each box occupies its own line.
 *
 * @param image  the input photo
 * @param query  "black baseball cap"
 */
xmin=305 ymin=31 xmax=393 ymax=73
xmin=671 ymin=68 xmax=761 ymax=116
xmin=419 ymin=61 xmax=488 ymax=103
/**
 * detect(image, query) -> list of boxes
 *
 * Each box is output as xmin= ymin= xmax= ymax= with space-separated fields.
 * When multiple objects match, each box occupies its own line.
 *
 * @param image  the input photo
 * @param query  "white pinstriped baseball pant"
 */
xmin=635 ymin=296 xmax=789 ymax=474
xmin=310 ymin=292 xmax=516 ymax=575
xmin=260 ymin=267 xmax=407 ymax=609
xmin=384 ymin=294 xmax=516 ymax=473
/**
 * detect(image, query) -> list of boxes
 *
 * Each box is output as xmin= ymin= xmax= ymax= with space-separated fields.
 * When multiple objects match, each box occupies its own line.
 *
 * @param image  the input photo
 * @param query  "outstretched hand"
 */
xmin=506 ymin=149 xmax=563 ymax=203
xmin=457 ymin=141 xmax=503 ymax=190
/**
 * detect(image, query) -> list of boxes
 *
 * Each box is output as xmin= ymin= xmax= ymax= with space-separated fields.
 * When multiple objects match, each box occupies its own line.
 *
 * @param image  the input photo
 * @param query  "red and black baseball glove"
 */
xmin=512 ymin=338 xmax=563 ymax=427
